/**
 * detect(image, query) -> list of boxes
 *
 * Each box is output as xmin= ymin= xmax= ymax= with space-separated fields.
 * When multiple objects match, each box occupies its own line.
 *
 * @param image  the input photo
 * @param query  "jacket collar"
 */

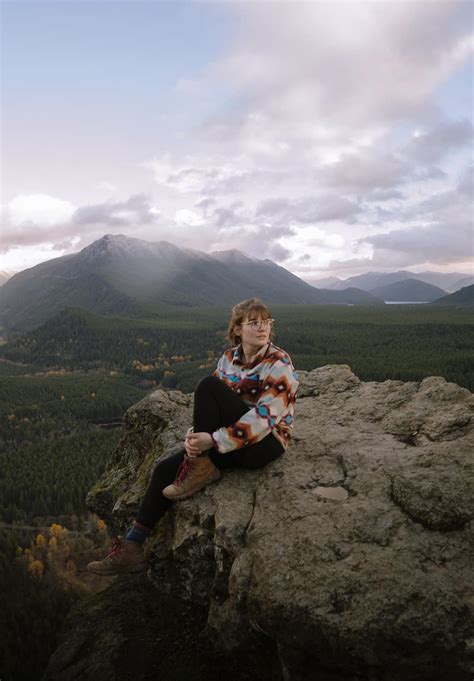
xmin=232 ymin=342 xmax=272 ymax=369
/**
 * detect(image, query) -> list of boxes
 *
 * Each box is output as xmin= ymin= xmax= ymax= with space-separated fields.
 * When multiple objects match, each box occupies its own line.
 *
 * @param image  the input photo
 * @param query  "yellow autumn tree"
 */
xmin=36 ymin=533 xmax=46 ymax=549
xmin=28 ymin=559 xmax=44 ymax=579
xmin=50 ymin=523 xmax=65 ymax=537
xmin=50 ymin=524 xmax=69 ymax=545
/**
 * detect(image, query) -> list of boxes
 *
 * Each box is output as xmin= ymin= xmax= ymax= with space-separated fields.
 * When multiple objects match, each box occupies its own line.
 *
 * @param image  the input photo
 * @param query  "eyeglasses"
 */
xmin=240 ymin=318 xmax=275 ymax=330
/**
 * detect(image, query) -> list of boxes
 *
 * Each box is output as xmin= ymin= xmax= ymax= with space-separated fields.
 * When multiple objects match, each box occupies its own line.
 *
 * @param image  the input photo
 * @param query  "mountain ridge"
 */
xmin=0 ymin=270 xmax=15 ymax=287
xmin=433 ymin=284 xmax=474 ymax=307
xmin=369 ymin=278 xmax=447 ymax=302
xmin=0 ymin=234 xmax=383 ymax=331
xmin=312 ymin=269 xmax=473 ymax=293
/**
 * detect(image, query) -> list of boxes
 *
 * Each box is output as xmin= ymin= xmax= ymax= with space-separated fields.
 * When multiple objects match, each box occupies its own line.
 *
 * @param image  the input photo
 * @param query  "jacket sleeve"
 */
xmin=211 ymin=359 xmax=299 ymax=454
xmin=212 ymin=354 xmax=224 ymax=378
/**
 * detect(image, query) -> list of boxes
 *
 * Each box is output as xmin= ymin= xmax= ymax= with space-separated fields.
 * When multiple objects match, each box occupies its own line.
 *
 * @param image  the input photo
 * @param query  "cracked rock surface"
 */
xmin=45 ymin=365 xmax=474 ymax=681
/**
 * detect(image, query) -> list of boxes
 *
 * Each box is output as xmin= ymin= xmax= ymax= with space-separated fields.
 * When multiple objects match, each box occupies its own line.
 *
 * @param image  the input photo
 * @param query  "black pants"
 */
xmin=136 ymin=375 xmax=284 ymax=529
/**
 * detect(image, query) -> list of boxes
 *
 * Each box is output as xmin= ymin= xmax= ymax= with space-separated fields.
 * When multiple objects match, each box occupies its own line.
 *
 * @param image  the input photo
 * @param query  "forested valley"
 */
xmin=1 ymin=302 xmax=473 ymax=681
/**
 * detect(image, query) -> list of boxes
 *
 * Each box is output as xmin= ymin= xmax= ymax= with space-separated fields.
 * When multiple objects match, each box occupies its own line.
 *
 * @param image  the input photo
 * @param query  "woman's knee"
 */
xmin=195 ymin=374 xmax=221 ymax=396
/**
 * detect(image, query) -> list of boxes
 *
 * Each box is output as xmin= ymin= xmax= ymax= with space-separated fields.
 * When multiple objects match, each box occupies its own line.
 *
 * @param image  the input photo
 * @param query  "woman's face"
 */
xmin=236 ymin=312 xmax=272 ymax=348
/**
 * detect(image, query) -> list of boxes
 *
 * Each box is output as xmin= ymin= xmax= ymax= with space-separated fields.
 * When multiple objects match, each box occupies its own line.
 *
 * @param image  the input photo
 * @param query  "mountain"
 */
xmin=0 ymin=271 xmax=14 ymax=287
xmin=432 ymin=285 xmax=474 ymax=307
xmin=369 ymin=278 xmax=447 ymax=302
xmin=318 ymin=270 xmax=473 ymax=293
xmin=412 ymin=271 xmax=474 ymax=292
xmin=210 ymin=249 xmax=259 ymax=264
xmin=324 ymin=271 xmax=416 ymax=291
xmin=450 ymin=275 xmax=474 ymax=291
xmin=0 ymin=234 xmax=384 ymax=331
xmin=311 ymin=276 xmax=343 ymax=288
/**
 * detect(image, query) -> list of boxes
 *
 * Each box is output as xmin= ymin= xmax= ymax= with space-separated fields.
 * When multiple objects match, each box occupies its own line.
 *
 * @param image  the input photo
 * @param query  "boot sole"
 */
xmin=86 ymin=562 xmax=147 ymax=576
xmin=164 ymin=471 xmax=221 ymax=501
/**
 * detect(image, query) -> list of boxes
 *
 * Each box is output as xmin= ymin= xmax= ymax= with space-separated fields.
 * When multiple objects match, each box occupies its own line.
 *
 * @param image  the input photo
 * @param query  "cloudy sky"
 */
xmin=1 ymin=0 xmax=473 ymax=282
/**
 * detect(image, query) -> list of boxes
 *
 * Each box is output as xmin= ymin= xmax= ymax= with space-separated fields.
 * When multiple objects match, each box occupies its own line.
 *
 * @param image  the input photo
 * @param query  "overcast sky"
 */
xmin=1 ymin=0 xmax=473 ymax=281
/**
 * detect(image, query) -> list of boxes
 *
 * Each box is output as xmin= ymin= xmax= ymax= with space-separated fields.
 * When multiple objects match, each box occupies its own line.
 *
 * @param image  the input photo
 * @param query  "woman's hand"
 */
xmin=184 ymin=431 xmax=214 ymax=456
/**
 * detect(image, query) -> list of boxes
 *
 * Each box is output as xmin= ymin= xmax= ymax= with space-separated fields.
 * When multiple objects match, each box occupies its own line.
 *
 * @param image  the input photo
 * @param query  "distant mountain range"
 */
xmin=312 ymin=270 xmax=473 ymax=294
xmin=0 ymin=234 xmax=383 ymax=331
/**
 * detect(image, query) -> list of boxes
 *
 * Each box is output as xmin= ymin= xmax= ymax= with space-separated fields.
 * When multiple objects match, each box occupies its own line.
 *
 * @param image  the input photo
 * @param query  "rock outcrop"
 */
xmin=44 ymin=365 xmax=474 ymax=681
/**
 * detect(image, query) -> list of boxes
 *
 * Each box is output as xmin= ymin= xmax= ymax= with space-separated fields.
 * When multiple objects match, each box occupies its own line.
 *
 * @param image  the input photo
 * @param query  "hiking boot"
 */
xmin=162 ymin=453 xmax=220 ymax=501
xmin=87 ymin=538 xmax=146 ymax=576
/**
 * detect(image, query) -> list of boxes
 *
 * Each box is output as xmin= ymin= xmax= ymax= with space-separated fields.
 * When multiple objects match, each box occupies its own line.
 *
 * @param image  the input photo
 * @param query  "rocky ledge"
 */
xmin=44 ymin=365 xmax=474 ymax=681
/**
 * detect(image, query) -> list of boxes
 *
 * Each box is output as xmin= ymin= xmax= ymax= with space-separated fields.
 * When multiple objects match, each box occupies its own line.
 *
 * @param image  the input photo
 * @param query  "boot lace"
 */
xmin=105 ymin=537 xmax=123 ymax=559
xmin=175 ymin=457 xmax=194 ymax=485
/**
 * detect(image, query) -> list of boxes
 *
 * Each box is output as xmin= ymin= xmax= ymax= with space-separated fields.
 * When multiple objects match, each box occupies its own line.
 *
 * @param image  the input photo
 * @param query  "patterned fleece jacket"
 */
xmin=211 ymin=342 xmax=299 ymax=454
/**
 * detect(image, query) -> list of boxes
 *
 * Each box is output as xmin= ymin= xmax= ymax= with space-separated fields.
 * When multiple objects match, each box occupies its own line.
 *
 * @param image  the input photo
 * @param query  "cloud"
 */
xmin=130 ymin=2 xmax=471 ymax=278
xmin=2 ymin=2 xmax=472 ymax=279
xmin=177 ymin=2 xmax=472 ymax=202
xmin=267 ymin=242 xmax=292 ymax=261
xmin=194 ymin=197 xmax=216 ymax=213
xmin=145 ymin=154 xmax=253 ymax=196
xmin=403 ymin=119 xmax=473 ymax=164
xmin=256 ymin=194 xmax=360 ymax=224
xmin=7 ymin=194 xmax=76 ymax=227
xmin=130 ymin=0 xmax=473 ymax=275
xmin=174 ymin=208 xmax=205 ymax=228
xmin=73 ymin=194 xmax=160 ymax=226
xmin=0 ymin=194 xmax=77 ymax=253
xmin=364 ymin=188 xmax=406 ymax=203
xmin=458 ymin=165 xmax=473 ymax=195
xmin=309 ymin=256 xmax=376 ymax=275
xmin=355 ymin=166 xmax=474 ymax=268
xmin=212 ymin=206 xmax=242 ymax=230
xmin=306 ymin=228 xmax=345 ymax=250
xmin=97 ymin=181 xmax=118 ymax=196
xmin=211 ymin=1 xmax=473 ymax=128
xmin=319 ymin=153 xmax=411 ymax=193
xmin=359 ymin=219 xmax=472 ymax=266
xmin=0 ymin=193 xmax=161 ymax=254
xmin=324 ymin=160 xmax=474 ymax=273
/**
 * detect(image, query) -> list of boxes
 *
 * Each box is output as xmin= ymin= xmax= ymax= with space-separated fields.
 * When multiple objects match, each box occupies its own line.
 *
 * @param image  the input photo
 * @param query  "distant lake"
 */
xmin=385 ymin=301 xmax=428 ymax=304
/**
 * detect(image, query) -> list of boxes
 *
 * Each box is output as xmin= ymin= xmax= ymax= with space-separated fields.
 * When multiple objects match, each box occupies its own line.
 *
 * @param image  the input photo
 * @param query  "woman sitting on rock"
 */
xmin=87 ymin=298 xmax=299 ymax=575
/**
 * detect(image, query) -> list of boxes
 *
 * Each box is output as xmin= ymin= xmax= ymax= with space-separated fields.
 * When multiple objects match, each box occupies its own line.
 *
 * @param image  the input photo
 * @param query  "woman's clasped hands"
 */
xmin=184 ymin=431 xmax=214 ymax=456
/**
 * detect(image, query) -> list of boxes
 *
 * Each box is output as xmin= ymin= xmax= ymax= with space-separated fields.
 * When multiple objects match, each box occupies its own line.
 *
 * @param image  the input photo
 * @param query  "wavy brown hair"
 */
xmin=227 ymin=298 xmax=274 ymax=346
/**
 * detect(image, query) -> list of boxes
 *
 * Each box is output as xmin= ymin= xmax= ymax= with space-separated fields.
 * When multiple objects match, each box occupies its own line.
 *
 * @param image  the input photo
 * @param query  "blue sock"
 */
xmin=126 ymin=522 xmax=151 ymax=544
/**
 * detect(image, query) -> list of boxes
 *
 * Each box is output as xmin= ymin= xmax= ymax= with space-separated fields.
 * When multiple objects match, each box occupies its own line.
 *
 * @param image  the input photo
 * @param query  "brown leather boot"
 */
xmin=162 ymin=453 xmax=220 ymax=501
xmin=86 ymin=538 xmax=146 ymax=576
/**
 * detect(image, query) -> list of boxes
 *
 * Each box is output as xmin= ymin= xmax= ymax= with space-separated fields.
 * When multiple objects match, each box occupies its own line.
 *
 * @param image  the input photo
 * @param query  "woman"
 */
xmin=87 ymin=298 xmax=299 ymax=575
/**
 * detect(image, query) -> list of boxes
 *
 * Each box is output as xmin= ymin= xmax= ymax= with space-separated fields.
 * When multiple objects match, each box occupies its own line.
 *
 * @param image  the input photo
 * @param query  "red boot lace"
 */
xmin=175 ymin=457 xmax=194 ymax=485
xmin=105 ymin=537 xmax=122 ymax=558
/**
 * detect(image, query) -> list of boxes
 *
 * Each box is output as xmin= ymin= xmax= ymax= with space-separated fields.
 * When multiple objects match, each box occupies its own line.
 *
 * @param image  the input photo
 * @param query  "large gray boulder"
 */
xmin=45 ymin=365 xmax=474 ymax=681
